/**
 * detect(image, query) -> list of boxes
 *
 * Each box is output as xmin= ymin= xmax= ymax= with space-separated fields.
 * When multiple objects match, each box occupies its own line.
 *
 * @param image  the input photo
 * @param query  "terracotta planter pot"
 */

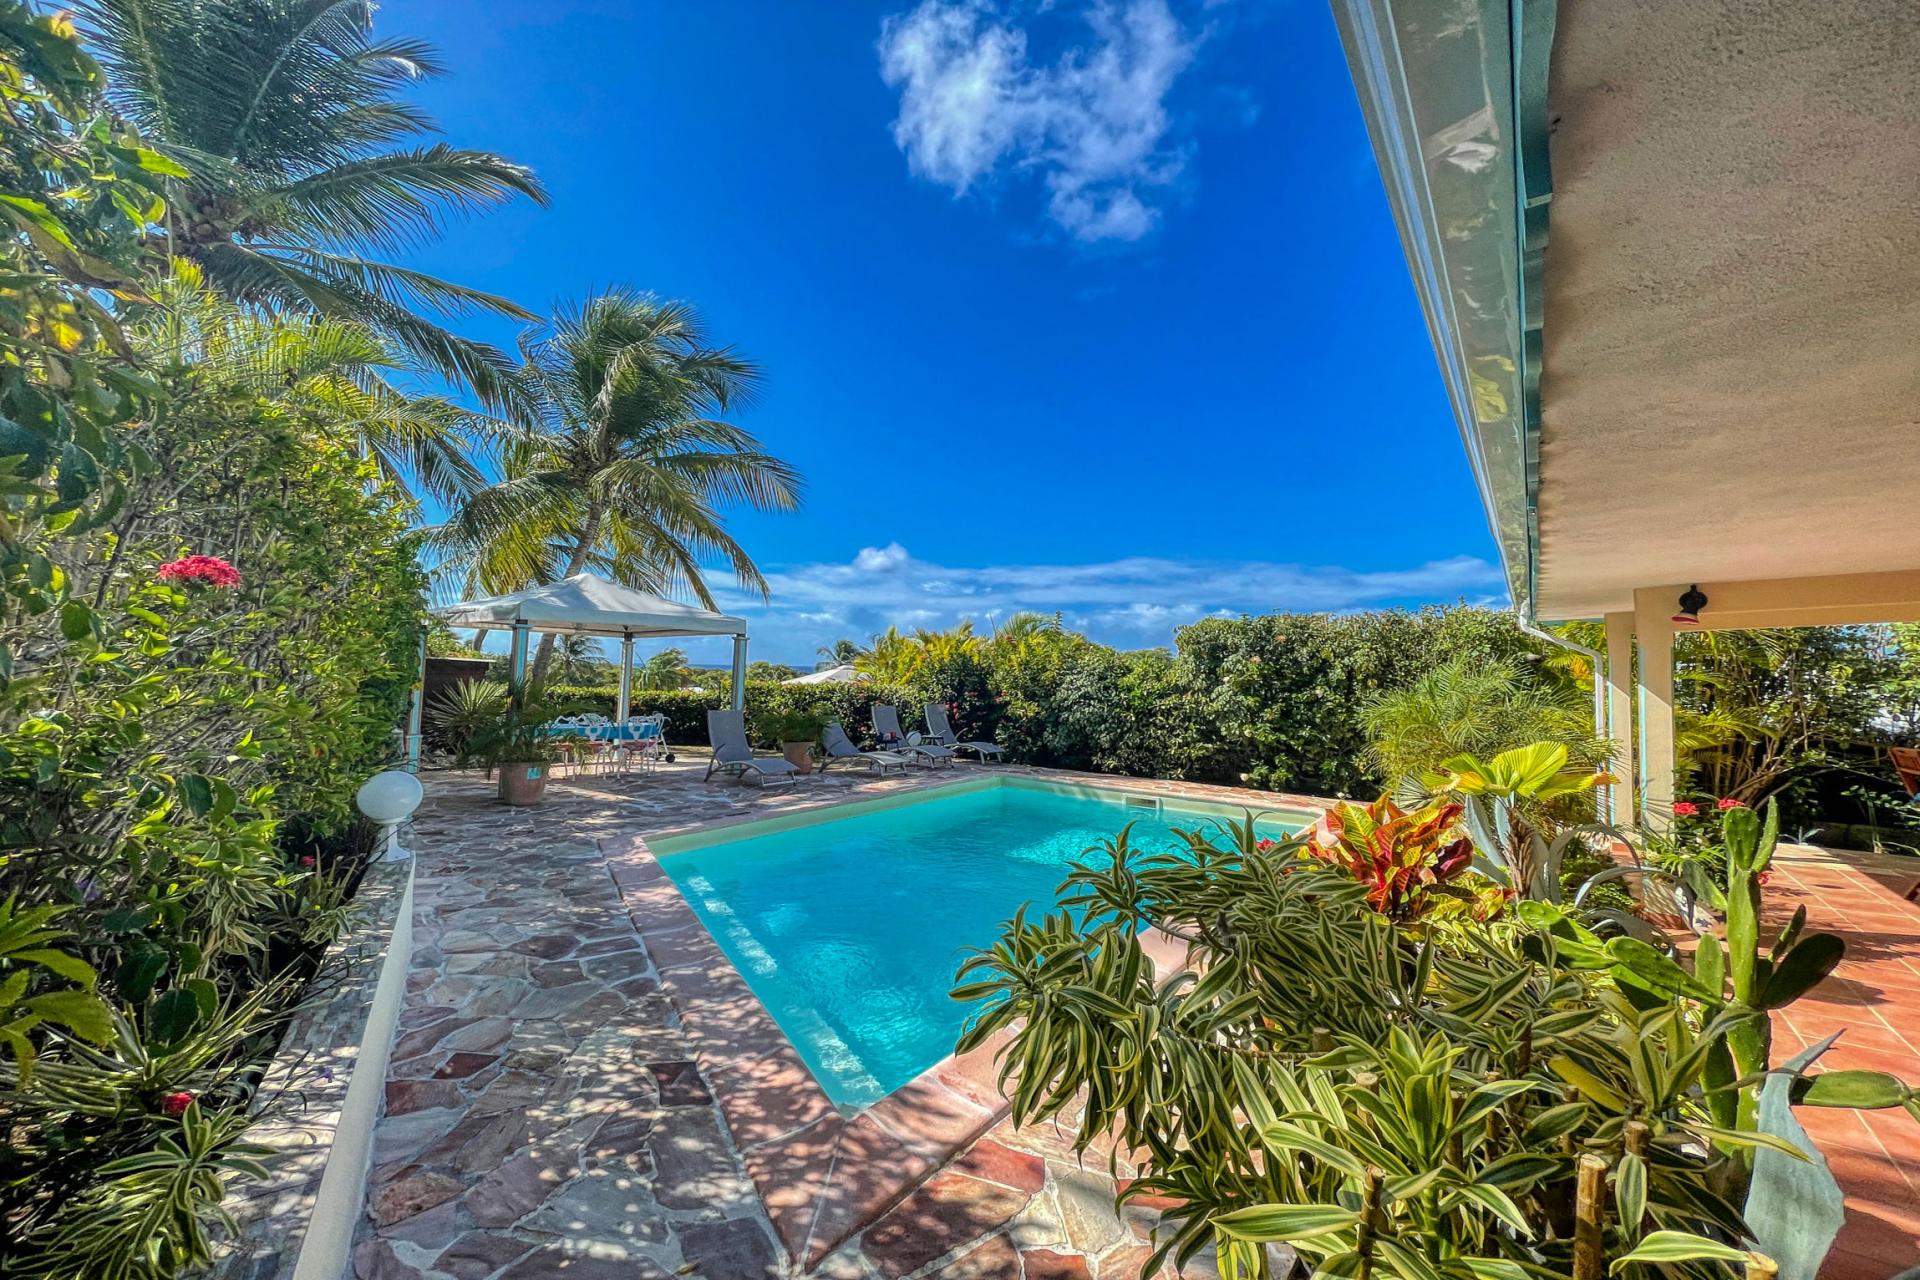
xmin=497 ymin=761 xmax=549 ymax=806
xmin=782 ymin=742 xmax=815 ymax=774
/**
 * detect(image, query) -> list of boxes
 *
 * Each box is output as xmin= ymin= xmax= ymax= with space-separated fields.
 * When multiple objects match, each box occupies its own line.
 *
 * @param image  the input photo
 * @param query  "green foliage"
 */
xmin=752 ymin=705 xmax=825 ymax=748
xmin=1361 ymin=657 xmax=1609 ymax=804
xmin=634 ymin=646 xmax=694 ymax=691
xmin=424 ymin=678 xmax=511 ymax=764
xmin=77 ymin=0 xmax=547 ymax=409
xmin=957 ymin=798 xmax=1912 ymax=1278
xmin=1435 ymin=743 xmax=1613 ymax=902
xmin=0 ymin=14 xmax=440 ymax=1266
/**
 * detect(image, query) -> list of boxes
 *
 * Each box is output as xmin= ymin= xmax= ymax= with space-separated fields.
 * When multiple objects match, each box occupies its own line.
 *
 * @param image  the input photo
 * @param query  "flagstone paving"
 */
xmin=357 ymin=755 xmax=1920 ymax=1279
xmin=356 ymin=759 xmax=1323 ymax=1279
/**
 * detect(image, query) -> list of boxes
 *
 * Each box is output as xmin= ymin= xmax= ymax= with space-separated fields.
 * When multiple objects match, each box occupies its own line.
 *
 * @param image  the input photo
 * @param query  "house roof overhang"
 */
xmin=1331 ymin=0 xmax=1920 ymax=623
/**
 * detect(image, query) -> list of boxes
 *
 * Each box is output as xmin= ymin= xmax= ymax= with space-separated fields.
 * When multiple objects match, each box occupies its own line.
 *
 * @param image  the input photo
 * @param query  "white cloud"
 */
xmin=708 ymin=544 xmax=1509 ymax=663
xmin=877 ymin=0 xmax=1198 ymax=243
xmin=853 ymin=542 xmax=911 ymax=572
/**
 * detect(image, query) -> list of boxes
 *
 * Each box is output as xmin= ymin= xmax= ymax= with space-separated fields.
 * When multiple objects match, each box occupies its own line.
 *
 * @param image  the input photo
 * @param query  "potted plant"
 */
xmin=755 ymin=707 xmax=825 ymax=775
xmin=489 ymin=722 xmax=559 ymax=806
xmin=461 ymin=698 xmax=563 ymax=806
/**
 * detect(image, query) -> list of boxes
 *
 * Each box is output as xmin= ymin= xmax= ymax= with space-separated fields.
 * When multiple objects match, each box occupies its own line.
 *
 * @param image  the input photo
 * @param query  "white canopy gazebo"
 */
xmin=409 ymin=573 xmax=750 ymax=767
xmin=781 ymin=663 xmax=867 ymax=685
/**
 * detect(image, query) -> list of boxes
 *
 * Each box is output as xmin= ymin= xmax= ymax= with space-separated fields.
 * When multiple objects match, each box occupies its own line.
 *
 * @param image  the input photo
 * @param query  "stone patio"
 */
xmin=356 ymin=759 xmax=1322 ymax=1280
xmin=356 ymin=755 xmax=1920 ymax=1279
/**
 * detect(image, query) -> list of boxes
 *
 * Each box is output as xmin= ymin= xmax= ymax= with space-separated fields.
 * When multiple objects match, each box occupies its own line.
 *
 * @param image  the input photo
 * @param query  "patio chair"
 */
xmin=821 ymin=721 xmax=912 ymax=774
xmin=703 ymin=709 xmax=799 ymax=786
xmin=619 ymin=714 xmax=668 ymax=772
xmin=579 ymin=724 xmax=614 ymax=775
xmin=923 ymin=704 xmax=1004 ymax=763
xmin=870 ymin=705 xmax=953 ymax=766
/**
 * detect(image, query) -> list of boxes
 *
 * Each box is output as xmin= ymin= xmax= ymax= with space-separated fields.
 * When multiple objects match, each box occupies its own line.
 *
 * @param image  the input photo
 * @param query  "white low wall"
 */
xmin=213 ymin=853 xmax=415 ymax=1280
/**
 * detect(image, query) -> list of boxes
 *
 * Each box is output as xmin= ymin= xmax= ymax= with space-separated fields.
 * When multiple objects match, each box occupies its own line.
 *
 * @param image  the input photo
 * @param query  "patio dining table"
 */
xmin=544 ymin=724 xmax=659 ymax=742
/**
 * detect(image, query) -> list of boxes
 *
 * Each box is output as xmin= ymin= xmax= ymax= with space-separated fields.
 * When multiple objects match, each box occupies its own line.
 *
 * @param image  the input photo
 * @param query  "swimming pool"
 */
xmin=652 ymin=778 xmax=1308 ymax=1108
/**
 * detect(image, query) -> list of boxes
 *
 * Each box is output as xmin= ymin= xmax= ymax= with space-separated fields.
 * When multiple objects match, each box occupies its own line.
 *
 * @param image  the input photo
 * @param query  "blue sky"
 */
xmin=390 ymin=0 xmax=1505 ymax=666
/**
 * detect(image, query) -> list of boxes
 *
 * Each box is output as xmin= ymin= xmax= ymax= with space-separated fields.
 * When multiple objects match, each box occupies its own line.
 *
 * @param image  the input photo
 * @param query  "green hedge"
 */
xmin=548 ymin=606 xmax=1549 ymax=794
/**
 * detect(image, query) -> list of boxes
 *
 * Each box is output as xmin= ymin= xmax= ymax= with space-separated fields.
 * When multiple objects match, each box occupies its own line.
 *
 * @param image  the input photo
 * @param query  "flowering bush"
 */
xmin=155 ymin=554 xmax=240 ymax=588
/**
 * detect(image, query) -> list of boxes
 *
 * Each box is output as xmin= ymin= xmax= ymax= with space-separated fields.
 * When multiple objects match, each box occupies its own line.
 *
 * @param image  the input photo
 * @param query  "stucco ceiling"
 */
xmin=1535 ymin=0 xmax=1920 ymax=620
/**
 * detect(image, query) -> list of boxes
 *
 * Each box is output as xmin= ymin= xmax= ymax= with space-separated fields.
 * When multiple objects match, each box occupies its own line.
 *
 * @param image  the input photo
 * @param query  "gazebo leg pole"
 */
xmin=730 ymin=634 xmax=747 ymax=712
xmin=508 ymin=620 xmax=531 ymax=708
xmin=405 ymin=630 xmax=427 ymax=773
xmin=617 ymin=636 xmax=633 ymax=723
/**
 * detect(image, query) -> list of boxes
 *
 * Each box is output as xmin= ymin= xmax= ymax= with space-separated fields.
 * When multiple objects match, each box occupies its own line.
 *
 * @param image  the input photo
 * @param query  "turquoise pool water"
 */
xmin=655 ymin=780 xmax=1305 ymax=1108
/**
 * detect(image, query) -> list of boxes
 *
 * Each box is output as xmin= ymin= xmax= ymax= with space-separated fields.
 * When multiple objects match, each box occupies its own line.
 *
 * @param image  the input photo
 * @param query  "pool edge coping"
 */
xmin=603 ymin=768 xmax=1331 ymax=1268
xmin=603 ymin=818 xmax=1013 ymax=1267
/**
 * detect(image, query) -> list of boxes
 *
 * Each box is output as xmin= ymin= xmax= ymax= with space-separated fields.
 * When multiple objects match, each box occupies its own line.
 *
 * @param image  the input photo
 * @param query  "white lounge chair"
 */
xmin=821 ymin=721 xmax=912 ymax=773
xmin=871 ymin=705 xmax=953 ymax=766
xmin=924 ymin=704 xmax=1004 ymax=763
xmin=704 ymin=709 xmax=799 ymax=786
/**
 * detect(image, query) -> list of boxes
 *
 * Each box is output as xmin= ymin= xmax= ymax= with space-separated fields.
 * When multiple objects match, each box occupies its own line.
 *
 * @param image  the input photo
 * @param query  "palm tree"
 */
xmin=990 ymin=612 xmax=1057 ymax=649
xmin=435 ymin=290 xmax=802 ymax=687
xmin=550 ymin=634 xmax=603 ymax=685
xmin=79 ymin=0 xmax=547 ymax=408
xmin=915 ymin=621 xmax=980 ymax=664
xmin=634 ymin=647 xmax=693 ymax=691
xmin=817 ymin=638 xmax=865 ymax=667
xmin=856 ymin=626 xmax=924 ymax=684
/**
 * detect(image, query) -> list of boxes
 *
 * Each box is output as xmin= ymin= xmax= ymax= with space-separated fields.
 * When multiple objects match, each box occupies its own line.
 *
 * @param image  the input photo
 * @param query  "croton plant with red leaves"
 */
xmin=1299 ymin=795 xmax=1491 ymax=923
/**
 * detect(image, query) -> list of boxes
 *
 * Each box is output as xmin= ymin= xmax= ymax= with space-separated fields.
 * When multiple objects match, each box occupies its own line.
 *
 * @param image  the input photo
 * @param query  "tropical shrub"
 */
xmin=1432 ymin=743 xmax=1612 ymax=902
xmin=0 ymin=15 xmax=435 ymax=1262
xmin=1361 ymin=657 xmax=1609 ymax=806
xmin=956 ymin=800 xmax=1916 ymax=1279
xmin=0 ymin=282 xmax=428 ymax=1268
xmin=1297 ymin=796 xmax=1492 ymax=923
xmin=752 ymin=706 xmax=825 ymax=749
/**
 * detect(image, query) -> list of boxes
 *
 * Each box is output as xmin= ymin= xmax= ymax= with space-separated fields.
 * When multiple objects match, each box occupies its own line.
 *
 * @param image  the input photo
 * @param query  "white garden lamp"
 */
xmin=356 ymin=769 xmax=423 ymax=862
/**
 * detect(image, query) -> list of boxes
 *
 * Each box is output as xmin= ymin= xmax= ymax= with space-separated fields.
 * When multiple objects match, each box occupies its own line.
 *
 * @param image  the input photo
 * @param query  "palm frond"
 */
xmin=268 ymin=145 xmax=546 ymax=254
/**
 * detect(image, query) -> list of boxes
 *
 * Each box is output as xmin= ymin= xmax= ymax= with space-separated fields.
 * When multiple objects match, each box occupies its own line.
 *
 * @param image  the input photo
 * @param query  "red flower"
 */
xmin=156 ymin=555 xmax=240 ymax=588
xmin=1671 ymin=801 xmax=1699 ymax=817
xmin=1716 ymin=797 xmax=1746 ymax=810
xmin=1757 ymin=871 xmax=1772 ymax=887
xmin=161 ymin=1091 xmax=194 ymax=1116
xmin=299 ymin=855 xmax=316 ymax=868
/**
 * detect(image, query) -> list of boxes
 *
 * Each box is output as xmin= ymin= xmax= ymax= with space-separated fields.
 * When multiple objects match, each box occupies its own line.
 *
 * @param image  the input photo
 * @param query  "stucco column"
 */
xmin=1602 ymin=610 xmax=1635 ymax=826
xmin=1631 ymin=592 xmax=1676 ymax=824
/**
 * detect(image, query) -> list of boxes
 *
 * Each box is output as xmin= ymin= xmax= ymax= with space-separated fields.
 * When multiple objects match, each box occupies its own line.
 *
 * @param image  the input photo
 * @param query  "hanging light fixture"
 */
xmin=1671 ymin=584 xmax=1708 ymax=627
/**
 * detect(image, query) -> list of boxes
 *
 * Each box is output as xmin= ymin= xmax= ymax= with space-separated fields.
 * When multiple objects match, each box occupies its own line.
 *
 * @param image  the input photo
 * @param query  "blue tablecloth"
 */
xmin=544 ymin=724 xmax=660 ymax=742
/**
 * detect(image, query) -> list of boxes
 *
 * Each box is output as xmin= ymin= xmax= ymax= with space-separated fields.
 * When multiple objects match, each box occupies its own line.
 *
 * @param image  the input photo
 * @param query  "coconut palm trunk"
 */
xmin=527 ymin=504 xmax=607 ymax=689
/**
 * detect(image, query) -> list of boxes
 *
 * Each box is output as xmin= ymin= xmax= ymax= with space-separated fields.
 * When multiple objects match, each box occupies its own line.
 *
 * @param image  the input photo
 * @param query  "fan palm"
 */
xmin=78 ymin=0 xmax=547 ymax=409
xmin=434 ymin=289 xmax=802 ymax=687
